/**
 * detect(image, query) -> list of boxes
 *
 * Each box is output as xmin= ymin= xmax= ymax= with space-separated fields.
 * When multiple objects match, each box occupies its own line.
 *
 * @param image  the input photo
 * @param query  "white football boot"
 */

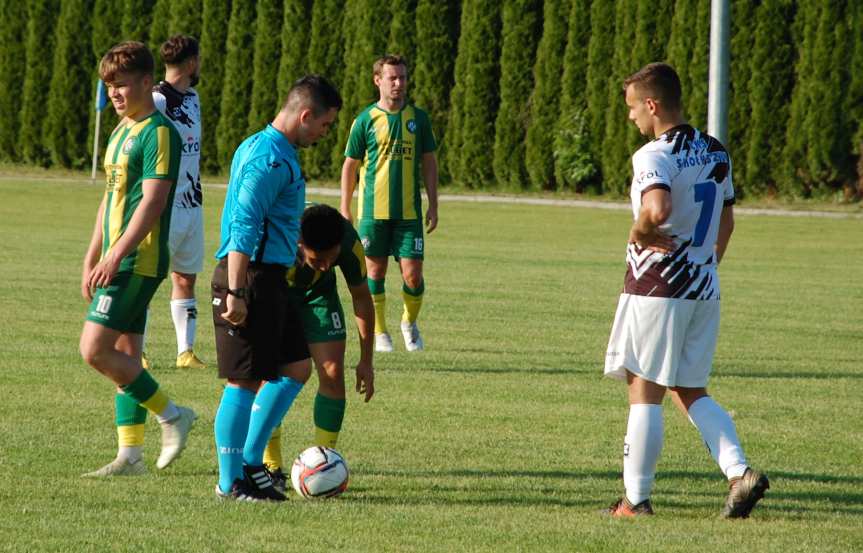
xmin=82 ymin=457 xmax=147 ymax=477
xmin=375 ymin=332 xmax=394 ymax=353
xmin=156 ymin=406 xmax=197 ymax=469
xmin=400 ymin=321 xmax=424 ymax=352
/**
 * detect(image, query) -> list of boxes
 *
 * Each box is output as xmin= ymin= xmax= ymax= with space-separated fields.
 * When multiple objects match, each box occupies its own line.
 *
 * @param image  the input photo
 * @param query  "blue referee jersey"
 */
xmin=215 ymin=125 xmax=305 ymax=266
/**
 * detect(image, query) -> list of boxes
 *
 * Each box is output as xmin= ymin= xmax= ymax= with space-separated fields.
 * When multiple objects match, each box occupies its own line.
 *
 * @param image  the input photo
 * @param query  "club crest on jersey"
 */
xmin=122 ymin=137 xmax=137 ymax=154
xmin=406 ymin=119 xmax=417 ymax=133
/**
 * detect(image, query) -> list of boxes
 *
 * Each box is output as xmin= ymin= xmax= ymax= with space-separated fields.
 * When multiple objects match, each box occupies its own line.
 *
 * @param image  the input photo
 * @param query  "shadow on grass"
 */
xmin=714 ymin=370 xmax=863 ymax=380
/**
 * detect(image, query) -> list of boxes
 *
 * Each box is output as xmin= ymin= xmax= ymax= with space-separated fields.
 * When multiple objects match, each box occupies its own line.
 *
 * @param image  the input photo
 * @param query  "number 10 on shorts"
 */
xmin=414 ymin=238 xmax=423 ymax=253
xmin=96 ymin=295 xmax=113 ymax=315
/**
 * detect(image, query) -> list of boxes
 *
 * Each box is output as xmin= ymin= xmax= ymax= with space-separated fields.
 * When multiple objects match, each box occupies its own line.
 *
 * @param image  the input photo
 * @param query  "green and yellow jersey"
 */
xmin=102 ymin=110 xmax=181 ymax=279
xmin=287 ymin=217 xmax=367 ymax=302
xmin=345 ymin=102 xmax=436 ymax=221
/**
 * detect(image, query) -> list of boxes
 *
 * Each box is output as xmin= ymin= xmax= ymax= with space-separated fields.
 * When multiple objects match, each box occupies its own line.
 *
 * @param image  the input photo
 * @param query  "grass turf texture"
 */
xmin=0 ymin=178 xmax=861 ymax=553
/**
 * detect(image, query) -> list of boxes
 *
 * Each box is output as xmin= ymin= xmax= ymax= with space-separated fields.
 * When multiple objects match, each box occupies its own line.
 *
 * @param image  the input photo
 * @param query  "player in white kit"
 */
xmin=152 ymin=35 xmax=206 ymax=369
xmin=603 ymin=63 xmax=769 ymax=518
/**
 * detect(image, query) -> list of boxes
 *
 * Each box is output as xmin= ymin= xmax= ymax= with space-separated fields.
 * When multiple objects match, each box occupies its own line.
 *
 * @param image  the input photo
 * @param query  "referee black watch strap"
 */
xmin=226 ymin=287 xmax=247 ymax=299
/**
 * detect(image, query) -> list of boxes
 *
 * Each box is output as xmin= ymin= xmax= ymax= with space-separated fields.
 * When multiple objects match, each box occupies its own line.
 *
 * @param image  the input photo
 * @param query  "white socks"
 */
xmin=687 ymin=396 xmax=748 ymax=479
xmin=624 ymin=404 xmax=664 ymax=505
xmin=170 ymin=298 xmax=198 ymax=355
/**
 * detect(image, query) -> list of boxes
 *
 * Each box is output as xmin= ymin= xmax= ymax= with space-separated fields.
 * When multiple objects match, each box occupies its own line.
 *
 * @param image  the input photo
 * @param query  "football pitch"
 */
xmin=1 ymin=178 xmax=861 ymax=552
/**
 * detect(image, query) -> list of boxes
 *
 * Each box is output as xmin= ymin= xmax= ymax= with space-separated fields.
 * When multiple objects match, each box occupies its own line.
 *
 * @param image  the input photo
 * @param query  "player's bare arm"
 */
xmin=340 ymin=157 xmax=362 ymax=222
xmin=422 ymin=151 xmax=439 ymax=233
xmin=349 ymin=280 xmax=375 ymax=402
xmin=628 ymin=187 xmax=675 ymax=253
xmin=714 ymin=205 xmax=735 ymax=264
xmin=222 ymin=250 xmax=250 ymax=326
xmin=82 ymin=194 xmax=108 ymax=301
xmin=87 ymin=178 xmax=172 ymax=291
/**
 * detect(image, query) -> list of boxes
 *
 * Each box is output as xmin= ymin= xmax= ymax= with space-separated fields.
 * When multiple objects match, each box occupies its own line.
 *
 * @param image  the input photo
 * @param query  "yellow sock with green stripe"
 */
xmin=314 ymin=393 xmax=346 ymax=448
xmin=121 ymin=370 xmax=179 ymax=424
xmin=263 ymin=426 xmax=283 ymax=472
xmin=401 ymin=280 xmax=425 ymax=323
xmin=369 ymin=278 xmax=388 ymax=334
xmin=115 ymin=391 xmax=147 ymax=462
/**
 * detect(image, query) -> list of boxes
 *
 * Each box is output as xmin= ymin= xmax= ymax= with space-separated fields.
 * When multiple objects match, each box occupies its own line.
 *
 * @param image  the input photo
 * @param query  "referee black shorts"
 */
xmin=211 ymin=258 xmax=309 ymax=381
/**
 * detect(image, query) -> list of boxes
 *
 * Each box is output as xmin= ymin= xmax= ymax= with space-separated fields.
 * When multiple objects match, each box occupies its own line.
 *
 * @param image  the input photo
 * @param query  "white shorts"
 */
xmin=168 ymin=205 xmax=204 ymax=274
xmin=604 ymin=294 xmax=720 ymax=388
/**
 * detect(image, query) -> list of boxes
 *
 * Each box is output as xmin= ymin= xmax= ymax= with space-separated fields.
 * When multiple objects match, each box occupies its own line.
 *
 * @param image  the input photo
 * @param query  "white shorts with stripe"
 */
xmin=604 ymin=294 xmax=720 ymax=388
xmin=169 ymin=205 xmax=205 ymax=274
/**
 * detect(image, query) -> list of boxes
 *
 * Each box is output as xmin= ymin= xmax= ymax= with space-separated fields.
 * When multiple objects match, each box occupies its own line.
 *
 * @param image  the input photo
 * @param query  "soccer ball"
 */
xmin=290 ymin=446 xmax=349 ymax=499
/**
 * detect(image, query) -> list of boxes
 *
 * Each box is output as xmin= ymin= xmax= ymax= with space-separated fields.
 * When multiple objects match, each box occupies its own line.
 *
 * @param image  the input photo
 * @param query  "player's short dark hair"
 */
xmin=284 ymin=75 xmax=342 ymax=117
xmin=99 ymin=41 xmax=154 ymax=82
xmin=373 ymin=54 xmax=408 ymax=76
xmin=160 ymin=35 xmax=200 ymax=65
xmin=624 ymin=62 xmax=682 ymax=112
xmin=301 ymin=204 xmax=345 ymax=251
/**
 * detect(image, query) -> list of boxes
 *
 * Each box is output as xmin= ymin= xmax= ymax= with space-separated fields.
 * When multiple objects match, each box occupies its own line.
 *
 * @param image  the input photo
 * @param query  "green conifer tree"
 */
xmin=0 ymin=0 xmax=29 ymax=161
xmin=20 ymin=0 xmax=60 ymax=166
xmin=492 ymin=0 xmax=541 ymax=189
xmin=199 ymin=0 xmax=231 ymax=174
xmin=413 ymin=0 xmax=458 ymax=184
xmin=847 ymin=1 xmax=863 ymax=197
xmin=388 ymin=0 xmax=417 ymax=63
xmin=216 ymin=0 xmax=255 ymax=171
xmin=447 ymin=0 xmax=501 ymax=188
xmin=170 ymin=0 xmax=203 ymax=38
xmin=89 ymin=0 xmax=124 ymax=174
xmin=303 ymin=0 xmax=344 ymax=178
xmin=600 ymin=0 xmax=637 ymax=196
xmin=745 ymin=0 xmax=794 ymax=196
xmin=686 ymin=0 xmax=710 ymax=129
xmin=584 ymin=0 xmax=615 ymax=190
xmin=524 ymin=0 xmax=569 ymax=190
xmin=553 ymin=0 xmax=595 ymax=190
xmin=277 ymin=0 xmax=312 ymax=104
xmin=727 ymin=0 xmax=757 ymax=192
xmin=122 ymin=0 xmax=156 ymax=42
xmin=149 ymin=0 xmax=172 ymax=75
xmin=247 ymin=0 xmax=283 ymax=134
xmin=665 ymin=0 xmax=696 ymax=115
xmin=45 ymin=0 xmax=94 ymax=168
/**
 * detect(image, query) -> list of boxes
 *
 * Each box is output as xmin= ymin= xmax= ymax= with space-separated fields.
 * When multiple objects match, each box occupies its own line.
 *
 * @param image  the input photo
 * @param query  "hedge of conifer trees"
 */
xmin=1 ymin=0 xmax=861 ymax=199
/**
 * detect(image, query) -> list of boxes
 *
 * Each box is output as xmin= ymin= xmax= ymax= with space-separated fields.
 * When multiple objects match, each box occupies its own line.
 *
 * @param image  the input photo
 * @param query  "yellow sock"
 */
xmin=263 ymin=426 xmax=283 ymax=471
xmin=117 ymin=424 xmax=145 ymax=447
xmin=140 ymin=389 xmax=169 ymax=417
xmin=402 ymin=290 xmax=424 ymax=323
xmin=315 ymin=426 xmax=340 ymax=449
xmin=372 ymin=293 xmax=388 ymax=334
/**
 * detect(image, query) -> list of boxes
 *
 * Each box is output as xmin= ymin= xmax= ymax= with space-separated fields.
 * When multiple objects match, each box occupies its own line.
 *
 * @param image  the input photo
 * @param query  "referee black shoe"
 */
xmin=243 ymin=464 xmax=287 ymax=501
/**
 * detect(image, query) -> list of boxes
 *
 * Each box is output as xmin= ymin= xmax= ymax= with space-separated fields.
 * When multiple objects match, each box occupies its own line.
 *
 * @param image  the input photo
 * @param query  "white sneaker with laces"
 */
xmin=156 ymin=406 xmax=197 ymax=469
xmin=375 ymin=332 xmax=394 ymax=353
xmin=401 ymin=321 xmax=424 ymax=352
xmin=82 ymin=457 xmax=147 ymax=477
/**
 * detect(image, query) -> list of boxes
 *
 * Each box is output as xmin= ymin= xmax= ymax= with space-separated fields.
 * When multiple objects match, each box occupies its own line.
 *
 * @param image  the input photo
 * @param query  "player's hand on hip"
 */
xmin=630 ymin=227 xmax=675 ymax=254
xmin=355 ymin=360 xmax=375 ymax=402
xmin=425 ymin=206 xmax=438 ymax=234
xmin=221 ymin=295 xmax=248 ymax=326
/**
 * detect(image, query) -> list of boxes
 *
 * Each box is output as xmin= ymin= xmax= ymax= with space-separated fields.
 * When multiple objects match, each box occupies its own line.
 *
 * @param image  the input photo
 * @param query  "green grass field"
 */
xmin=1 ymin=178 xmax=861 ymax=552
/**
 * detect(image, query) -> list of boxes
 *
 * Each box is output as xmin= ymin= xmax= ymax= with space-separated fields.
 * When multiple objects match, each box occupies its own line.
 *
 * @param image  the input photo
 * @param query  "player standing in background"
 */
xmin=262 ymin=204 xmax=376 ymax=490
xmin=212 ymin=76 xmax=341 ymax=501
xmin=80 ymin=42 xmax=196 ymax=477
xmin=151 ymin=35 xmax=206 ymax=369
xmin=340 ymin=55 xmax=438 ymax=353
xmin=602 ymin=63 xmax=769 ymax=518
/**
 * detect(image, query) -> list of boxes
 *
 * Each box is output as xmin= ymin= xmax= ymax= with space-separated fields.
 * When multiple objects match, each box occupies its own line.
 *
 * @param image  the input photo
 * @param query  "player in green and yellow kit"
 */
xmin=80 ymin=42 xmax=196 ymax=478
xmin=340 ymin=54 xmax=438 ymax=353
xmin=262 ymin=204 xmax=375 ymax=488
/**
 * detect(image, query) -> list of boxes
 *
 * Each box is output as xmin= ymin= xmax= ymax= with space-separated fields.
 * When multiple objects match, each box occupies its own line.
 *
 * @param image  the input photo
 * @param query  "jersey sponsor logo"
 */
xmin=182 ymin=136 xmax=200 ymax=155
xmin=675 ymin=151 xmax=729 ymax=170
xmin=383 ymin=140 xmax=413 ymax=158
xmin=636 ymin=169 xmax=663 ymax=185
xmin=121 ymin=137 xmax=137 ymax=154
xmin=406 ymin=119 xmax=417 ymax=133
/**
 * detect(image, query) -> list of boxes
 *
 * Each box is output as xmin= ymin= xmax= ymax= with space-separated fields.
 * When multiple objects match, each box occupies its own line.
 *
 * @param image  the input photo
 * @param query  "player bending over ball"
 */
xmin=262 ymin=204 xmax=376 ymax=491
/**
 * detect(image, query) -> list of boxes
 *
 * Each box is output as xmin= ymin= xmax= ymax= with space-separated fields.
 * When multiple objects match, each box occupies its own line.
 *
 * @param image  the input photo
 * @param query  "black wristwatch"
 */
xmin=227 ymin=287 xmax=247 ymax=299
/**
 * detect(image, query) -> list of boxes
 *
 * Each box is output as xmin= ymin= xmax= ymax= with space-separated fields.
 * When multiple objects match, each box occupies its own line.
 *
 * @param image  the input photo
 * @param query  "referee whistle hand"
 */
xmin=221 ymin=295 xmax=247 ymax=326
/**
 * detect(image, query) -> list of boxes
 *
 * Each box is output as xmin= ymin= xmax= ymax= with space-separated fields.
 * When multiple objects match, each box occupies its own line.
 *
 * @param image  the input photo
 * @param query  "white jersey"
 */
xmin=153 ymin=82 xmax=202 ymax=208
xmin=624 ymin=124 xmax=734 ymax=300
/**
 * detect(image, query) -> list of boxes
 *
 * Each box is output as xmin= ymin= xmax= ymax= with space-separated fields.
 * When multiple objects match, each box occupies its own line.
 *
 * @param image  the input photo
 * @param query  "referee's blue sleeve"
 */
xmin=226 ymin=163 xmax=281 ymax=256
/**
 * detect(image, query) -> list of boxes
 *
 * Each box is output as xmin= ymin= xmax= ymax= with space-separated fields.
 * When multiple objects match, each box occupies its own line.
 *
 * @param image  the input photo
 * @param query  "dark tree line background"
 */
xmin=0 ymin=0 xmax=861 ymax=199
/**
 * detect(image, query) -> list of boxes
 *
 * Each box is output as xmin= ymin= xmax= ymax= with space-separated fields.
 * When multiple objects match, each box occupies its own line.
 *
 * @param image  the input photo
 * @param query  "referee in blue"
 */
xmin=212 ymin=75 xmax=342 ymax=501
